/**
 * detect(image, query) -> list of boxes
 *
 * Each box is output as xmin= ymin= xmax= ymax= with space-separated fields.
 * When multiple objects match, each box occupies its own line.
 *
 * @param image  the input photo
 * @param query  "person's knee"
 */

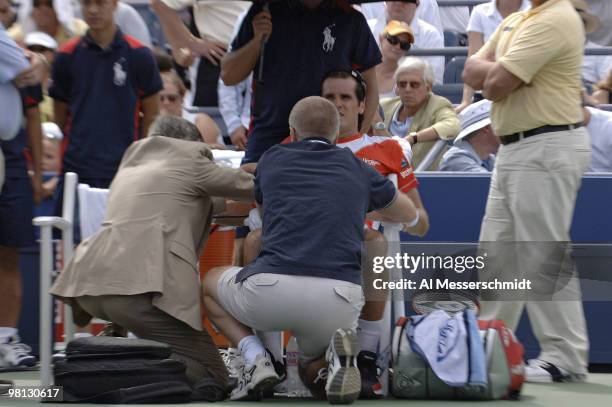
xmin=202 ymin=266 xmax=232 ymax=297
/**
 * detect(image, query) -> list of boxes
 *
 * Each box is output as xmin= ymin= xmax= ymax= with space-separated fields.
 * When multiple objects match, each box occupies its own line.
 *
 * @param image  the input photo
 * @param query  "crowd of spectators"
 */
xmin=1 ymin=0 xmax=612 ymax=395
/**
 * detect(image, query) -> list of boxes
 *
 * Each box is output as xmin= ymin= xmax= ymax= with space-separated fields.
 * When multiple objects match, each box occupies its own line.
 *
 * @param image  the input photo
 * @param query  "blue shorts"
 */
xmin=0 ymin=175 xmax=35 ymax=247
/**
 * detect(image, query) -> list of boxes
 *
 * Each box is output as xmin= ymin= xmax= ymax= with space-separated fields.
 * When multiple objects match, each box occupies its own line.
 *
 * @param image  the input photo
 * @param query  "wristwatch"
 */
xmin=409 ymin=131 xmax=418 ymax=144
xmin=373 ymin=122 xmax=386 ymax=131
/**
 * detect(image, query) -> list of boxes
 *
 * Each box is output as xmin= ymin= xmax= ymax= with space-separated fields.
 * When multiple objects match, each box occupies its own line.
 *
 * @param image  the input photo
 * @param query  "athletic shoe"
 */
xmin=230 ymin=350 xmax=281 ymax=401
xmin=357 ymin=350 xmax=383 ymax=399
xmin=325 ymin=328 xmax=361 ymax=404
xmin=525 ymin=359 xmax=588 ymax=383
xmin=220 ymin=348 xmax=243 ymax=380
xmin=0 ymin=335 xmax=36 ymax=368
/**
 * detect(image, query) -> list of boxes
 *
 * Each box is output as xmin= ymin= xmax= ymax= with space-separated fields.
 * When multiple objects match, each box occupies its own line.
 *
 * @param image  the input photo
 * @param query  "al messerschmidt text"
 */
xmin=373 ymin=278 xmax=532 ymax=291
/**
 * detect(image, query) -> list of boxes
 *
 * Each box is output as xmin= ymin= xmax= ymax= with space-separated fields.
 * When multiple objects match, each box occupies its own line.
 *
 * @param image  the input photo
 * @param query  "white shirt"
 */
xmin=437 ymin=0 xmax=470 ymax=33
xmin=414 ymin=0 xmax=443 ymax=35
xmin=114 ymin=2 xmax=152 ymax=48
xmin=586 ymin=107 xmax=612 ymax=172
xmin=412 ymin=18 xmax=445 ymax=85
xmin=467 ymin=0 xmax=531 ymax=42
xmin=582 ymin=41 xmax=612 ymax=86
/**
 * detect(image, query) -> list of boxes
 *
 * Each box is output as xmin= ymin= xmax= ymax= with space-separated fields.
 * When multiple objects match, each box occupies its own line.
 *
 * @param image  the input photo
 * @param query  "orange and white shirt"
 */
xmin=336 ymin=133 xmax=419 ymax=193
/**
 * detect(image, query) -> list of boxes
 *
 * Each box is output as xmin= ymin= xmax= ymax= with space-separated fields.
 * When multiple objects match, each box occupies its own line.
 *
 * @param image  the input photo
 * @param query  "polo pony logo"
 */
xmin=322 ymin=24 xmax=336 ymax=52
xmin=113 ymin=58 xmax=127 ymax=87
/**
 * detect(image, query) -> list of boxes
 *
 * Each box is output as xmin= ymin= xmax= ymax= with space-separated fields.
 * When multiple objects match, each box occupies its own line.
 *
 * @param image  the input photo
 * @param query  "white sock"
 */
xmin=238 ymin=335 xmax=267 ymax=367
xmin=357 ymin=319 xmax=382 ymax=353
xmin=0 ymin=327 xmax=18 ymax=343
xmin=74 ymin=332 xmax=93 ymax=339
xmin=257 ymin=331 xmax=282 ymax=363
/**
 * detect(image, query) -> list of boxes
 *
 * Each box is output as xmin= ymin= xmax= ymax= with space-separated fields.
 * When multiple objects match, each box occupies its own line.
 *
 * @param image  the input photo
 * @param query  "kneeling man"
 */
xmin=50 ymin=116 xmax=255 ymax=400
xmin=202 ymin=97 xmax=419 ymax=403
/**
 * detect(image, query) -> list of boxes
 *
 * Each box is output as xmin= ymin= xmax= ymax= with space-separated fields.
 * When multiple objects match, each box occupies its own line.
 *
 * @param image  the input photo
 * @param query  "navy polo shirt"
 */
xmin=0 ymin=85 xmax=43 ymax=177
xmin=49 ymin=29 xmax=162 ymax=179
xmin=236 ymin=138 xmax=397 ymax=285
xmin=231 ymin=1 xmax=382 ymax=163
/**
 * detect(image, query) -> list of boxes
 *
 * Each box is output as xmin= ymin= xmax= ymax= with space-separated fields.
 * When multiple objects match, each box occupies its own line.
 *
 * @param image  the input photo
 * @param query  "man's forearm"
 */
xmin=151 ymin=0 xmax=196 ymax=52
xmin=360 ymin=67 xmax=379 ymax=133
xmin=462 ymin=56 xmax=495 ymax=91
xmin=221 ymin=40 xmax=261 ymax=86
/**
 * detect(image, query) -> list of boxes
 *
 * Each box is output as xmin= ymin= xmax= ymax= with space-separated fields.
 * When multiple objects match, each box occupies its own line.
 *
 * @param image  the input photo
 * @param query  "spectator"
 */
xmin=1 ymin=22 xmax=28 ymax=142
xmin=24 ymin=31 xmax=57 ymax=122
xmin=585 ymin=0 xmax=612 ymax=46
xmin=457 ymin=0 xmax=531 ymax=113
xmin=592 ymin=69 xmax=612 ymax=104
xmin=49 ymin=0 xmax=162 ymax=193
xmin=152 ymin=0 xmax=250 ymax=108
xmin=381 ymin=57 xmax=460 ymax=170
xmin=0 ymin=84 xmax=43 ymax=370
xmin=11 ymin=0 xmax=87 ymax=46
xmin=39 ymin=121 xmax=61 ymax=199
xmin=463 ymin=0 xmax=591 ymax=383
xmin=439 ymin=99 xmax=499 ymax=172
xmin=201 ymin=96 xmax=418 ymax=402
xmin=50 ymin=115 xmax=255 ymax=400
xmin=113 ymin=1 xmax=152 ymax=47
xmin=578 ymin=0 xmax=612 ymax=87
xmin=434 ymin=0 xmax=470 ymax=34
xmin=376 ymin=20 xmax=414 ymax=99
xmin=0 ymin=0 xmax=17 ymax=30
xmin=584 ymin=106 xmax=612 ymax=172
xmin=159 ymin=70 xmax=225 ymax=149
xmin=366 ymin=1 xmax=445 ymax=84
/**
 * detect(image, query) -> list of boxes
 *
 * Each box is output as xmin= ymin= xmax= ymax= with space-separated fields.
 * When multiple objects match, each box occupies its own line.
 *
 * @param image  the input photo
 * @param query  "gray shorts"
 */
xmin=217 ymin=267 xmax=364 ymax=362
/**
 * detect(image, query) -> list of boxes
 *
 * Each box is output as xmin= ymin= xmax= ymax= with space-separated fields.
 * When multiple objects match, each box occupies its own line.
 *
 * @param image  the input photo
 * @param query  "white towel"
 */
xmin=211 ymin=150 xmax=245 ymax=169
xmin=78 ymin=185 xmax=109 ymax=240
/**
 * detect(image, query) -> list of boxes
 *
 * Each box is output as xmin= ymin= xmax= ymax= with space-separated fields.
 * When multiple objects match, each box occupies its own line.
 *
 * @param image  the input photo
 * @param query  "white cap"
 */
xmin=42 ymin=122 xmax=63 ymax=141
xmin=455 ymin=99 xmax=492 ymax=144
xmin=24 ymin=31 xmax=58 ymax=51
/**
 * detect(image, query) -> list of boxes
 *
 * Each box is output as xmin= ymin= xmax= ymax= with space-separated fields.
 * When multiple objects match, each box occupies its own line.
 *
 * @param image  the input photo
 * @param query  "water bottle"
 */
xmin=285 ymin=337 xmax=311 ymax=397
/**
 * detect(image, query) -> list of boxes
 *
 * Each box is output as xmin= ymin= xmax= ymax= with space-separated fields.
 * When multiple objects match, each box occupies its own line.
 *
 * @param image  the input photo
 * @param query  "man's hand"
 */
xmin=252 ymin=10 xmax=273 ymax=43
xmin=240 ymin=162 xmax=257 ymax=175
xmin=172 ymin=47 xmax=196 ymax=68
xmin=14 ymin=52 xmax=48 ymax=87
xmin=191 ymin=38 xmax=228 ymax=66
xmin=230 ymin=126 xmax=248 ymax=150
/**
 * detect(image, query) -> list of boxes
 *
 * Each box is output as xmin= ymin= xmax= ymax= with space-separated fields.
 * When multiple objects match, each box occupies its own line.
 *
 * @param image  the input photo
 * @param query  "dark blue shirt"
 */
xmin=231 ymin=1 xmax=382 ymax=163
xmin=236 ymin=138 xmax=397 ymax=285
xmin=49 ymin=29 xmax=162 ymax=179
xmin=1 ymin=85 xmax=42 ymax=178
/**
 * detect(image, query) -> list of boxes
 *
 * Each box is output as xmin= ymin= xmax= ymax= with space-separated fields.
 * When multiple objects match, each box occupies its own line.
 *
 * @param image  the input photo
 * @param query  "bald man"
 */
xmin=202 ymin=96 xmax=418 ymax=403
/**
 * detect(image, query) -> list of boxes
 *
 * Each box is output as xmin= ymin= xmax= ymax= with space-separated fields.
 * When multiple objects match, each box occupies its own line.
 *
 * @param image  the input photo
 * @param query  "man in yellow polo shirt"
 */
xmin=463 ymin=0 xmax=592 ymax=383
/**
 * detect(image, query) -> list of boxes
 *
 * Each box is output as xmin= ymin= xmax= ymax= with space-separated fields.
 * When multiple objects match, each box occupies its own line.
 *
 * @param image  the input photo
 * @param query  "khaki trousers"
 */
xmin=479 ymin=128 xmax=591 ymax=374
xmin=77 ymin=294 xmax=228 ymax=386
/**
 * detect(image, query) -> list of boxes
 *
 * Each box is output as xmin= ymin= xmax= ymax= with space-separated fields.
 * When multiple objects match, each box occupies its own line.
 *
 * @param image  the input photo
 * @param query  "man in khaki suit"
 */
xmin=381 ymin=57 xmax=460 ymax=170
xmin=50 ymin=115 xmax=254 ymax=399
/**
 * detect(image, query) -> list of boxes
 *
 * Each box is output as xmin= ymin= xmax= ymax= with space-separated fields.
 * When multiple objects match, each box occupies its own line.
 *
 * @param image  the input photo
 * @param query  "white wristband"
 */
xmin=404 ymin=210 xmax=420 ymax=229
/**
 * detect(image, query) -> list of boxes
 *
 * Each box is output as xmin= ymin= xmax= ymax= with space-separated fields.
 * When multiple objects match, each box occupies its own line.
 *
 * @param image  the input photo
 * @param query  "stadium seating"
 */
xmin=443 ymin=56 xmax=467 ymax=84
xmin=432 ymin=83 xmax=463 ymax=104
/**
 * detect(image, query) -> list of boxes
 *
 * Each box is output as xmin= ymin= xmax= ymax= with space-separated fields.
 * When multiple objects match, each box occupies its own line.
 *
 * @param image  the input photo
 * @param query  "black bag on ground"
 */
xmin=52 ymin=337 xmax=192 ymax=403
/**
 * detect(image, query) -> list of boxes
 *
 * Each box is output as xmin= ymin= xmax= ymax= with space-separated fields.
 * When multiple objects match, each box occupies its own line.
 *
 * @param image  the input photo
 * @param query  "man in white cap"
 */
xmin=439 ymin=99 xmax=500 ymax=172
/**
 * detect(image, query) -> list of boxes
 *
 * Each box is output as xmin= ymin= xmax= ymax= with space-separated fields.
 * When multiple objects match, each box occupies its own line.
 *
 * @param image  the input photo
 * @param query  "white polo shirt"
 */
xmin=582 ymin=41 xmax=612 ymax=86
xmin=586 ymin=107 xmax=612 ymax=172
xmin=467 ymin=0 xmax=531 ymax=42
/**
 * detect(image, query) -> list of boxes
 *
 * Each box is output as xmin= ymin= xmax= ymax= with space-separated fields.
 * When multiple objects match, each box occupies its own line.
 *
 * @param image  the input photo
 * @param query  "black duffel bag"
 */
xmin=52 ymin=337 xmax=192 ymax=403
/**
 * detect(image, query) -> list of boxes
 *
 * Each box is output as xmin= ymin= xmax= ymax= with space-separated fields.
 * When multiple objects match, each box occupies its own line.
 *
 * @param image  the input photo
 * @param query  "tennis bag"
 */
xmin=392 ymin=316 xmax=525 ymax=400
xmin=53 ymin=336 xmax=192 ymax=403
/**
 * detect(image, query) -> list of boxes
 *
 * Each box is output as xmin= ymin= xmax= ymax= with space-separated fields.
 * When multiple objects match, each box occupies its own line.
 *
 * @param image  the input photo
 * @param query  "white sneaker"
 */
xmin=230 ymin=351 xmax=281 ymax=401
xmin=220 ymin=348 xmax=243 ymax=380
xmin=0 ymin=336 xmax=36 ymax=368
xmin=525 ymin=359 xmax=588 ymax=383
xmin=325 ymin=328 xmax=360 ymax=404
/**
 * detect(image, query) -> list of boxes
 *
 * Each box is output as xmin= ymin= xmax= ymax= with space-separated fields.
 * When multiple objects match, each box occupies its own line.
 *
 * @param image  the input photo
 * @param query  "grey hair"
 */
xmin=288 ymin=96 xmax=340 ymax=142
xmin=147 ymin=115 xmax=203 ymax=142
xmin=393 ymin=57 xmax=435 ymax=86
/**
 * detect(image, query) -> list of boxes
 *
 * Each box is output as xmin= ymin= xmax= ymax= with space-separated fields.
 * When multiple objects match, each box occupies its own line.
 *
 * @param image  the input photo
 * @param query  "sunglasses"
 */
xmin=386 ymin=34 xmax=412 ymax=51
xmin=160 ymin=93 xmax=180 ymax=103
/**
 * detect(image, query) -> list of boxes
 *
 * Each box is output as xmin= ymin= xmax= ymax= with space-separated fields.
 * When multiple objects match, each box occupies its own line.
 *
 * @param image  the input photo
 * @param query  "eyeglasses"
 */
xmin=385 ymin=34 xmax=412 ymax=51
xmin=160 ymin=93 xmax=180 ymax=103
